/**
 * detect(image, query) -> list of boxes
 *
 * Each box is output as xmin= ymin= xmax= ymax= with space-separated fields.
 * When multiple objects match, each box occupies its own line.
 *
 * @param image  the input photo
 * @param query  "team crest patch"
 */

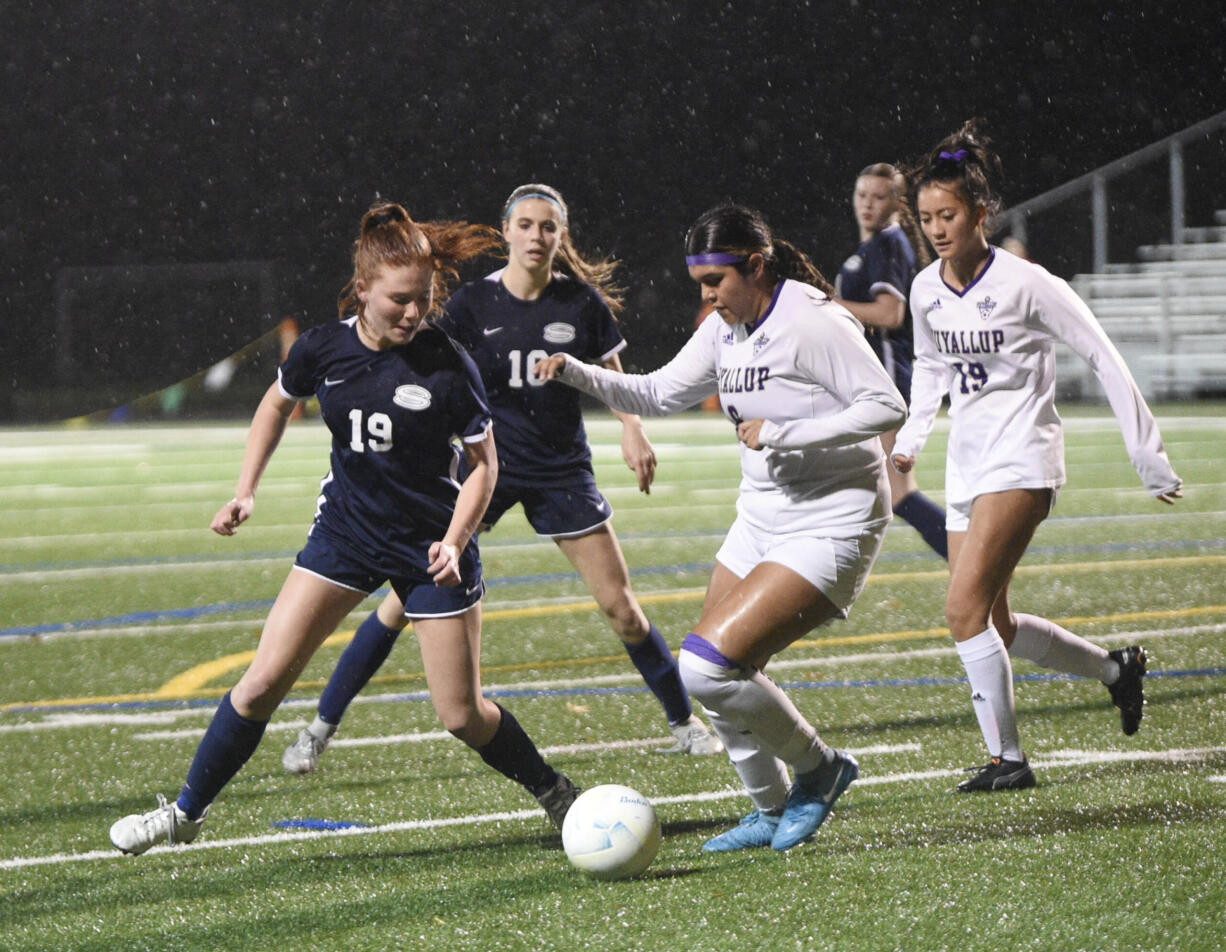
xmin=976 ymin=296 xmax=998 ymax=320
xmin=843 ymin=253 xmax=863 ymax=273
xmin=393 ymin=385 xmax=432 ymax=410
xmin=752 ymin=333 xmax=770 ymax=357
xmin=543 ymin=322 xmax=576 ymax=344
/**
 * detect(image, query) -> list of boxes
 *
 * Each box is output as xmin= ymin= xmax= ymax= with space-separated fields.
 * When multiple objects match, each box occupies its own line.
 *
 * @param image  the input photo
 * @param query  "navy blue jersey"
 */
xmin=278 ymin=317 xmax=491 ymax=572
xmin=837 ymin=224 xmax=918 ymax=389
xmin=435 ymin=271 xmax=626 ymax=482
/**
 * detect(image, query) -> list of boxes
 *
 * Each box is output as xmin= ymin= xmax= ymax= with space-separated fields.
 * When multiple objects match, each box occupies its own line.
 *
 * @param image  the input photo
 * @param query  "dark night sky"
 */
xmin=3 ymin=0 xmax=1224 ymax=420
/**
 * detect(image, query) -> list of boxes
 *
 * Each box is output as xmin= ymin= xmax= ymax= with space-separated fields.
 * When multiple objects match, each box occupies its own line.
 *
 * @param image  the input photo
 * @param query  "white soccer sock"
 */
xmin=1009 ymin=613 xmax=1120 ymax=683
xmin=703 ymin=707 xmax=790 ymax=813
xmin=679 ymin=649 xmax=833 ymax=775
xmin=308 ymin=715 xmax=339 ymax=739
xmin=956 ymin=627 xmax=1023 ymax=762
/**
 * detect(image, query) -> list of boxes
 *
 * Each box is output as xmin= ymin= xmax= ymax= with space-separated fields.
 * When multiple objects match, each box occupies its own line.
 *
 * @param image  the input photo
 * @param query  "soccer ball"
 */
xmin=561 ymin=784 xmax=661 ymax=880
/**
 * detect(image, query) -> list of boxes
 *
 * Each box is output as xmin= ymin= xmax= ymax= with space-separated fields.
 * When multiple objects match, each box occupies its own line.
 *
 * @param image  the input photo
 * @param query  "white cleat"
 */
xmin=110 ymin=794 xmax=209 ymax=855
xmin=656 ymin=715 xmax=724 ymax=756
xmin=283 ymin=727 xmax=333 ymax=775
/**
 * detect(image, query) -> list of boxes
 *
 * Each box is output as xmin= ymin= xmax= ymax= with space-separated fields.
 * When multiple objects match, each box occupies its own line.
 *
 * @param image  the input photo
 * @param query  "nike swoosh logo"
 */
xmin=483 ymin=327 xmax=503 ymax=336
xmin=324 ymin=377 xmax=345 ymax=386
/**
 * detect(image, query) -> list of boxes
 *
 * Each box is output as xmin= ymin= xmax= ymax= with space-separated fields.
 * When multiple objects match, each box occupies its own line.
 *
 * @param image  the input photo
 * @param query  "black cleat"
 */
xmin=1107 ymin=646 xmax=1148 ymax=736
xmin=956 ymin=757 xmax=1036 ymax=793
xmin=536 ymin=773 xmax=581 ymax=830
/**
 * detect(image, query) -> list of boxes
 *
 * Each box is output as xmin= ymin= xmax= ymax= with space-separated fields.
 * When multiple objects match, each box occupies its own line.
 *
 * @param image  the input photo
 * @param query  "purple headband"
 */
xmin=686 ymin=252 xmax=746 ymax=267
xmin=939 ymin=149 xmax=969 ymax=163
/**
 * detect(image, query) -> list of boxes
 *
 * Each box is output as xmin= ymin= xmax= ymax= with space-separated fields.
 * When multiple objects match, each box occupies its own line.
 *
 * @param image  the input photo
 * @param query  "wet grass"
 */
xmin=2 ymin=407 xmax=1225 ymax=951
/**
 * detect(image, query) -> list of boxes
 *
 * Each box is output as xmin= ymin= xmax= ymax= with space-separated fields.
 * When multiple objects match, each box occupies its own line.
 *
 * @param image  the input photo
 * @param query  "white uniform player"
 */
xmin=554 ymin=278 xmax=904 ymax=608
xmin=895 ymin=245 xmax=1181 ymax=528
xmin=539 ymin=203 xmax=906 ymax=855
xmin=896 ymin=122 xmax=1182 ymax=795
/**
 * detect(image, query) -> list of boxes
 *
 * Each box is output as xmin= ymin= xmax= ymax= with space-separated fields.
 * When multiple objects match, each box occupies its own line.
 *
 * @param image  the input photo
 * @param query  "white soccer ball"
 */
xmin=561 ymin=784 xmax=661 ymax=880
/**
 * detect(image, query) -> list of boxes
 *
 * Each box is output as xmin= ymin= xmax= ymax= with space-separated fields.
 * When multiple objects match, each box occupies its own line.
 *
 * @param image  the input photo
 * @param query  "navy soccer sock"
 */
xmin=894 ymin=491 xmax=949 ymax=560
xmin=318 ymin=610 xmax=403 ymax=724
xmin=624 ymin=624 xmax=693 ymax=725
xmin=177 ymin=692 xmax=267 ymax=820
xmin=477 ymin=703 xmax=558 ymax=797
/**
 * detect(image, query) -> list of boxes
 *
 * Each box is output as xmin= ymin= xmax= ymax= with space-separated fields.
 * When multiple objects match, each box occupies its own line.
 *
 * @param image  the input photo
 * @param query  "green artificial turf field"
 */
xmin=2 ymin=406 xmax=1224 ymax=951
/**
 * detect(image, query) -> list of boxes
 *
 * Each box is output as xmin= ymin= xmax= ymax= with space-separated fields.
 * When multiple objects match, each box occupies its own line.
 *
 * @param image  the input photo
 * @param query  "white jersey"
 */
xmin=894 ymin=246 xmax=1181 ymax=500
xmin=556 ymin=279 xmax=907 ymax=537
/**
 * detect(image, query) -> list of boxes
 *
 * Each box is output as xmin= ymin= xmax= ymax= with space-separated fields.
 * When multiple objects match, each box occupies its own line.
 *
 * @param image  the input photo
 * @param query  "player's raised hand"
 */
xmin=427 ymin=541 xmax=462 ymax=587
xmin=532 ymin=354 xmax=568 ymax=381
xmin=211 ymin=495 xmax=254 ymax=536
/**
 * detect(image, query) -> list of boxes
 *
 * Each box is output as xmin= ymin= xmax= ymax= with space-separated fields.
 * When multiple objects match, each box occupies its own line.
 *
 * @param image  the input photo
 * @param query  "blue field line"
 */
xmin=0 ymin=562 xmax=718 ymax=638
xmin=2 ymin=667 xmax=1222 ymax=717
xmin=5 ymin=536 xmax=1225 ymax=640
xmin=272 ymin=819 xmax=372 ymax=831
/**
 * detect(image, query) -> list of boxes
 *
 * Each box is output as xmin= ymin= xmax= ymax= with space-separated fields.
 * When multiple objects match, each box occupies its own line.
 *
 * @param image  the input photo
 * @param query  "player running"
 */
xmin=893 ymin=120 xmax=1182 ymax=792
xmin=281 ymin=184 xmax=719 ymax=777
xmin=537 ymin=203 xmax=907 ymax=851
xmin=110 ymin=203 xmax=578 ymax=854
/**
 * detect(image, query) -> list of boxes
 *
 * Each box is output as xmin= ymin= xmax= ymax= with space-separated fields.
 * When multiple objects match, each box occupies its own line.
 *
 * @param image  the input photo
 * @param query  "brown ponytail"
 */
xmin=337 ymin=202 xmax=500 ymax=319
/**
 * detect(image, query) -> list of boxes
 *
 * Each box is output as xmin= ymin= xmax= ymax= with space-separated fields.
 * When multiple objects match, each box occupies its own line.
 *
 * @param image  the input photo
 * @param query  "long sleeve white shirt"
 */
xmin=894 ymin=247 xmax=1181 ymax=498
xmin=555 ymin=279 xmax=907 ymax=536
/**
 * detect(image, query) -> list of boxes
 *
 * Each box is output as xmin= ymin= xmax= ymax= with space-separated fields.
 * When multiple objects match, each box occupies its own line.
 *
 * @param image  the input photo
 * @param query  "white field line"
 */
xmin=0 ymin=503 xmax=738 ymax=550
xmin=0 ymin=411 xmax=1215 ymax=458
xmin=132 ymin=720 xmax=307 ymax=741
xmin=0 ymin=619 xmax=275 ymax=645
xmin=1 ymin=532 xmax=725 ymax=583
xmin=6 ymin=506 xmax=1224 ymax=584
xmin=244 ymin=621 xmax=1226 ymax=704
xmin=5 ymin=622 xmax=1223 ymax=735
xmin=6 ymin=483 xmax=1224 ymax=553
xmin=3 ymin=743 xmax=1222 ymax=871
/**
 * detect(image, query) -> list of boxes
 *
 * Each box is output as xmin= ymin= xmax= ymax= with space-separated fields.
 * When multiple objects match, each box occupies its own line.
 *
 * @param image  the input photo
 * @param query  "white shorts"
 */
xmin=715 ymin=515 xmax=887 ymax=616
xmin=945 ymin=458 xmax=1061 ymax=533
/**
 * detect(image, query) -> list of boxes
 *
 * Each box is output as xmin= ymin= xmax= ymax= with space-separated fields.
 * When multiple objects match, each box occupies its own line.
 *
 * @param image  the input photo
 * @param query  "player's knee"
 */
xmin=945 ymin=595 xmax=989 ymax=640
xmin=230 ymin=673 xmax=287 ymax=720
xmin=435 ymin=697 xmax=490 ymax=744
xmin=601 ymin=595 xmax=647 ymax=641
xmin=678 ymin=642 xmax=738 ymax=709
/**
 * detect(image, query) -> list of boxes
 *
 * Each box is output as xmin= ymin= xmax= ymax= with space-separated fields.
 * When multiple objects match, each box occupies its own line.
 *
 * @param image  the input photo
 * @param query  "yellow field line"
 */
xmin=7 ymin=588 xmax=1225 ymax=714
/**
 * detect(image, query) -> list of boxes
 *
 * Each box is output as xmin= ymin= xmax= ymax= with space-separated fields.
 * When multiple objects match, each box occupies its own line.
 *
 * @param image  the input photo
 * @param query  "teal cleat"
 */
xmin=702 ymin=810 xmax=781 ymax=852
xmin=771 ymin=750 xmax=859 ymax=851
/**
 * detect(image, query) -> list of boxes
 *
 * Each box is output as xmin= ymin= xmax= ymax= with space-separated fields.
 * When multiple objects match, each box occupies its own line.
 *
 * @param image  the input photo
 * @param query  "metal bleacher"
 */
xmin=1062 ymin=211 xmax=1226 ymax=399
xmin=998 ymin=110 xmax=1226 ymax=401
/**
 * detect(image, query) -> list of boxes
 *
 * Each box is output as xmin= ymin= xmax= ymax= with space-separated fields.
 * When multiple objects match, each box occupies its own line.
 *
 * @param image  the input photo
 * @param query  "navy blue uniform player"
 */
xmin=834 ymin=163 xmax=948 ymax=560
xmin=110 ymin=203 xmax=579 ymax=855
xmin=282 ymin=184 xmax=720 ymax=776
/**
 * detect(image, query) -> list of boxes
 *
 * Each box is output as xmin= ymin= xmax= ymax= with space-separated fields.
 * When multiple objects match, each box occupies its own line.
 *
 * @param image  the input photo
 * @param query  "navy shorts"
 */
xmin=484 ymin=469 xmax=613 ymax=538
xmin=294 ymin=526 xmax=484 ymax=619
